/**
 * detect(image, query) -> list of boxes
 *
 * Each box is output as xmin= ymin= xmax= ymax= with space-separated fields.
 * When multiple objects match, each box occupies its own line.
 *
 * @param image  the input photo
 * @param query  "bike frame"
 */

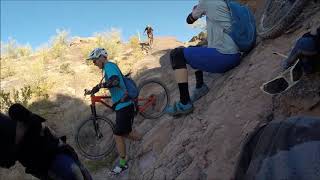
xmin=89 ymin=95 xmax=112 ymax=138
xmin=90 ymin=94 xmax=157 ymax=114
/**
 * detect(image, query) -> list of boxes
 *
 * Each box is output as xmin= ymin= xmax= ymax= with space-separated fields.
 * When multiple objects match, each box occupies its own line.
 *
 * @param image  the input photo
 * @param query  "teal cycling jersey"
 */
xmin=104 ymin=62 xmax=132 ymax=111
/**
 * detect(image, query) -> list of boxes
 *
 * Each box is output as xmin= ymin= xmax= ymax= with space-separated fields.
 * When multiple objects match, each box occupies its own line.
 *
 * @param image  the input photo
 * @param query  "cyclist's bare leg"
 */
xmin=148 ymin=37 xmax=152 ymax=48
xmin=148 ymin=34 xmax=153 ymax=48
xmin=114 ymin=135 xmax=126 ymax=159
xmin=175 ymin=68 xmax=188 ymax=83
xmin=125 ymin=129 xmax=142 ymax=141
xmin=150 ymin=37 xmax=153 ymax=48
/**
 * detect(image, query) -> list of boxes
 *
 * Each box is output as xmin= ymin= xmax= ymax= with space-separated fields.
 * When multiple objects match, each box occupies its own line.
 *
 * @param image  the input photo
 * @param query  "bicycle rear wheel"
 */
xmin=138 ymin=79 xmax=170 ymax=119
xmin=257 ymin=0 xmax=308 ymax=39
xmin=75 ymin=116 xmax=115 ymax=160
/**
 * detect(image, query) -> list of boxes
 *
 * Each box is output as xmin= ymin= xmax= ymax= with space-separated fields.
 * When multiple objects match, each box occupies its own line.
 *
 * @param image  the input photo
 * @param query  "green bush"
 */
xmin=17 ymin=45 xmax=32 ymax=57
xmin=59 ymin=63 xmax=75 ymax=75
xmin=94 ymin=28 xmax=124 ymax=62
xmin=49 ymin=29 xmax=70 ymax=59
xmin=0 ymin=86 xmax=32 ymax=112
xmin=81 ymin=28 xmax=125 ymax=66
xmin=0 ymin=82 xmax=51 ymax=112
xmin=1 ymin=38 xmax=33 ymax=59
xmin=0 ymin=65 xmax=15 ymax=80
xmin=129 ymin=36 xmax=144 ymax=59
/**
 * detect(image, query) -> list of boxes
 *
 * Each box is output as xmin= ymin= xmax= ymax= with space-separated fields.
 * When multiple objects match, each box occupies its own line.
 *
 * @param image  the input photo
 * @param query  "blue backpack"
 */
xmin=122 ymin=76 xmax=139 ymax=99
xmin=106 ymin=62 xmax=139 ymax=100
xmin=226 ymin=0 xmax=256 ymax=53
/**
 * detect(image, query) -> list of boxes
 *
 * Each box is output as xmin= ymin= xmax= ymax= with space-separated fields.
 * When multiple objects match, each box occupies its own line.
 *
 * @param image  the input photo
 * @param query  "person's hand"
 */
xmin=193 ymin=5 xmax=198 ymax=11
xmin=84 ymin=89 xmax=91 ymax=96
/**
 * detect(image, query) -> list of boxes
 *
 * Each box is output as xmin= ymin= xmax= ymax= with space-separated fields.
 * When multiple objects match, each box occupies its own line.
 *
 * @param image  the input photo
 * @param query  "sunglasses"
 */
xmin=261 ymin=59 xmax=303 ymax=95
xmin=91 ymin=58 xmax=99 ymax=63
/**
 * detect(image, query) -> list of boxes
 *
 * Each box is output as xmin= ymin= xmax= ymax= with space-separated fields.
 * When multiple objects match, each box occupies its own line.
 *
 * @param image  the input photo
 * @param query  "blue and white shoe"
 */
xmin=190 ymin=84 xmax=209 ymax=103
xmin=165 ymin=101 xmax=193 ymax=116
xmin=109 ymin=164 xmax=128 ymax=176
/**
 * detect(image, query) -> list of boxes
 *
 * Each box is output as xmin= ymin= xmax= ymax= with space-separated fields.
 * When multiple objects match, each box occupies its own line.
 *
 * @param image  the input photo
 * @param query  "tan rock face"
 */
xmin=124 ymin=3 xmax=320 ymax=180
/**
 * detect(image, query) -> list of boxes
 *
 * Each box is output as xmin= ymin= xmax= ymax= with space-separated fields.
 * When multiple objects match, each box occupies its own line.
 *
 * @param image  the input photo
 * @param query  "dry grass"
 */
xmin=1 ymin=38 xmax=32 ymax=59
xmin=0 ymin=27 xmax=147 ymax=179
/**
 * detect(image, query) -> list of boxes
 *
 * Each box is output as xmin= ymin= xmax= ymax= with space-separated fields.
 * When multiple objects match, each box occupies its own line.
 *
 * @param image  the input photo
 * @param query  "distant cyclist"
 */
xmin=144 ymin=25 xmax=154 ymax=48
xmin=0 ymin=103 xmax=92 ymax=180
xmin=86 ymin=48 xmax=142 ymax=175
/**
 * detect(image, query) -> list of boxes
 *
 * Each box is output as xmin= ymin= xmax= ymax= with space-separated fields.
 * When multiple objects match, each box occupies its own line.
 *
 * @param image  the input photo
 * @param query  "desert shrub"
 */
xmin=49 ymin=29 xmax=70 ymax=59
xmin=0 ymin=86 xmax=32 ymax=112
xmin=0 ymin=65 xmax=15 ymax=79
xmin=59 ymin=63 xmax=75 ymax=75
xmin=23 ymin=58 xmax=53 ymax=100
xmin=129 ymin=35 xmax=144 ymax=59
xmin=35 ymin=45 xmax=53 ymax=64
xmin=94 ymin=28 xmax=124 ymax=63
xmin=81 ymin=28 xmax=124 ymax=66
xmin=1 ymin=38 xmax=32 ymax=59
xmin=1 ymin=38 xmax=18 ymax=59
xmin=31 ymin=81 xmax=51 ymax=100
xmin=81 ymin=45 xmax=95 ymax=63
xmin=0 ymin=80 xmax=53 ymax=112
xmin=16 ymin=45 xmax=32 ymax=57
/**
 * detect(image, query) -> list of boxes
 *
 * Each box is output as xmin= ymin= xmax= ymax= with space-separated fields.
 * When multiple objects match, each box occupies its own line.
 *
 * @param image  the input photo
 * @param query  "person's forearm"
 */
xmin=101 ymin=76 xmax=120 ymax=88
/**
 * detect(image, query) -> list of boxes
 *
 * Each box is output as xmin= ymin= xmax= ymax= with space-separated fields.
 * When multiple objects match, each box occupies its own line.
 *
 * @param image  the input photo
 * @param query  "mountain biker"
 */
xmin=166 ymin=0 xmax=241 ymax=116
xmin=281 ymin=26 xmax=320 ymax=73
xmin=86 ymin=47 xmax=142 ymax=175
xmin=0 ymin=103 xmax=92 ymax=180
xmin=144 ymin=25 xmax=154 ymax=48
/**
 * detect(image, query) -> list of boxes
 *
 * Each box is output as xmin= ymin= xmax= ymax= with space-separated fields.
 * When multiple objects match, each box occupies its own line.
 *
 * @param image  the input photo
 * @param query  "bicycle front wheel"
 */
xmin=75 ymin=116 xmax=115 ymax=160
xmin=257 ymin=0 xmax=308 ymax=39
xmin=138 ymin=79 xmax=170 ymax=119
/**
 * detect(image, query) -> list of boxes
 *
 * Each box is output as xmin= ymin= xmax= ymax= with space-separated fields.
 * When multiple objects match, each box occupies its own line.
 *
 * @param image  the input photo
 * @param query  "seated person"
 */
xmin=166 ymin=0 xmax=242 ymax=116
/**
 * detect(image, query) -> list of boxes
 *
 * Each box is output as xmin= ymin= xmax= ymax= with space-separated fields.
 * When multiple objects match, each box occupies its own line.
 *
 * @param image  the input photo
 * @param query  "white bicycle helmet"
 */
xmin=87 ymin=48 xmax=108 ymax=60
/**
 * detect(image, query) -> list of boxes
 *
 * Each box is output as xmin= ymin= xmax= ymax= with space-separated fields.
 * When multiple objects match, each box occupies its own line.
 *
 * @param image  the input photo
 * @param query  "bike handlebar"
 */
xmin=84 ymin=89 xmax=94 ymax=96
xmin=84 ymin=88 xmax=112 ymax=99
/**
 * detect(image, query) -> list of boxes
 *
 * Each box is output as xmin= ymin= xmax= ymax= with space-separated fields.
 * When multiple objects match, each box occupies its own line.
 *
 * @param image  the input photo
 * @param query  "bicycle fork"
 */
xmin=90 ymin=105 xmax=103 ymax=139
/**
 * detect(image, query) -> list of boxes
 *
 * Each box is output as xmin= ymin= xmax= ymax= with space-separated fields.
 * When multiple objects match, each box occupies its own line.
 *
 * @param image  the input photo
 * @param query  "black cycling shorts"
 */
xmin=114 ymin=104 xmax=134 ymax=136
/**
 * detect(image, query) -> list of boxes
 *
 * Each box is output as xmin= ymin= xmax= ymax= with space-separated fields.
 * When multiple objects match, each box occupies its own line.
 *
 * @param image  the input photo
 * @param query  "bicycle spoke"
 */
xmin=76 ymin=117 xmax=115 ymax=159
xmin=260 ymin=0 xmax=301 ymax=33
xmin=138 ymin=80 xmax=169 ymax=119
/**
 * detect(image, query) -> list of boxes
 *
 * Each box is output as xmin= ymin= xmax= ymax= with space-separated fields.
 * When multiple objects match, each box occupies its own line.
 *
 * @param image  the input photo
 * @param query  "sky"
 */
xmin=1 ymin=0 xmax=203 ymax=49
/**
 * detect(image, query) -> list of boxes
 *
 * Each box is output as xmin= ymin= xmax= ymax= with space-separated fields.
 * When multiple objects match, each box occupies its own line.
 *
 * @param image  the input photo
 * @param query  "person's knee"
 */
xmin=170 ymin=48 xmax=187 ymax=69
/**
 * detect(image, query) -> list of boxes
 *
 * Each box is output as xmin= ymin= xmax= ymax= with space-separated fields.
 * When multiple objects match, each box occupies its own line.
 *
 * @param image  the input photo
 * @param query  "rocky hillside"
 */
xmin=108 ymin=2 xmax=320 ymax=180
xmin=1 ymin=1 xmax=320 ymax=179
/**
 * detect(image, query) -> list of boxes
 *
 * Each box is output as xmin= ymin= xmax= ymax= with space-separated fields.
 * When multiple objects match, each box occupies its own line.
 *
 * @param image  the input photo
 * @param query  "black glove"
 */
xmin=91 ymin=84 xmax=101 ymax=94
xmin=186 ymin=13 xmax=196 ymax=24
